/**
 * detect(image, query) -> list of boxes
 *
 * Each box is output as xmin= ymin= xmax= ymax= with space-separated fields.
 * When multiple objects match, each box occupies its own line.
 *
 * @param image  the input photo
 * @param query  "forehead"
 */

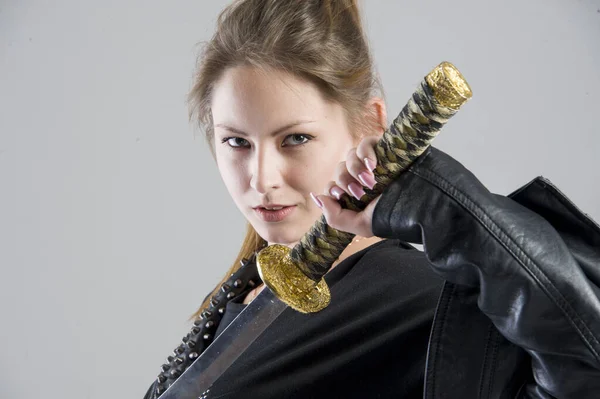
xmin=211 ymin=66 xmax=341 ymax=130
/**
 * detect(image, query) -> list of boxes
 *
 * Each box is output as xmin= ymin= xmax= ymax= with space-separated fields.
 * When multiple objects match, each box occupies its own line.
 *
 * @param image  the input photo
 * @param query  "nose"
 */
xmin=249 ymin=145 xmax=283 ymax=194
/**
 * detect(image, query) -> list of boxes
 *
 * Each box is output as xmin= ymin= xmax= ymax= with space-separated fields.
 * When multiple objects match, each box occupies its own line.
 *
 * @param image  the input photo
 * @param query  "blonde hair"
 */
xmin=188 ymin=0 xmax=384 ymax=319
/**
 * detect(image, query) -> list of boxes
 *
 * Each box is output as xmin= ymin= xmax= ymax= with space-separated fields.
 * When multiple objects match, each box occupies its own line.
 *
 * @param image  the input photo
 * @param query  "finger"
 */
xmin=356 ymin=135 xmax=379 ymax=172
xmin=346 ymin=138 xmax=379 ymax=190
xmin=333 ymin=161 xmax=360 ymax=198
xmin=324 ymin=181 xmax=346 ymax=201
xmin=316 ymin=194 xmax=372 ymax=236
xmin=326 ymin=179 xmax=365 ymax=206
xmin=344 ymin=147 xmax=372 ymax=189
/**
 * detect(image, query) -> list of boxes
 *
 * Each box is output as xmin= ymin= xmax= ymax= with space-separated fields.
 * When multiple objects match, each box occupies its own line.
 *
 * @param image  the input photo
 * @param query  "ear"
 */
xmin=363 ymin=96 xmax=387 ymax=138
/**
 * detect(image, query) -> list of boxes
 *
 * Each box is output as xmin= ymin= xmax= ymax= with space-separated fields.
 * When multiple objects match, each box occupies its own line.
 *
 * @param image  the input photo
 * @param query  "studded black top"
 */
xmin=143 ymin=254 xmax=262 ymax=399
xmin=143 ymin=239 xmax=443 ymax=399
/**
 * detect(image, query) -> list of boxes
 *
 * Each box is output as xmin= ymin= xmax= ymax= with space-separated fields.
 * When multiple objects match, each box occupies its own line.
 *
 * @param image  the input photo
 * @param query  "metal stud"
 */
xmin=182 ymin=336 xmax=189 ymax=343
xmin=161 ymin=364 xmax=171 ymax=372
xmin=189 ymin=352 xmax=199 ymax=360
xmin=191 ymin=327 xmax=201 ymax=335
xmin=194 ymin=319 xmax=202 ymax=326
xmin=170 ymin=369 xmax=181 ymax=378
xmin=210 ymin=297 xmax=219 ymax=307
xmin=156 ymin=386 xmax=165 ymax=395
xmin=221 ymin=283 xmax=230 ymax=293
xmin=167 ymin=355 xmax=174 ymax=362
xmin=240 ymin=258 xmax=248 ymax=266
xmin=157 ymin=374 xmax=167 ymax=384
xmin=201 ymin=310 xmax=213 ymax=319
xmin=248 ymin=279 xmax=256 ymax=287
xmin=187 ymin=340 xmax=196 ymax=348
xmin=233 ymin=279 xmax=242 ymax=288
xmin=175 ymin=356 xmax=184 ymax=365
xmin=227 ymin=292 xmax=235 ymax=299
xmin=218 ymin=307 xmax=225 ymax=315
xmin=205 ymin=320 xmax=215 ymax=329
xmin=175 ymin=345 xmax=185 ymax=354
xmin=203 ymin=333 xmax=212 ymax=340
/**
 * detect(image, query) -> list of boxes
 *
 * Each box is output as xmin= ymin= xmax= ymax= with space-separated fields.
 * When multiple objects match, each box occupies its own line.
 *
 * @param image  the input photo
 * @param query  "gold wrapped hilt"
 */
xmin=257 ymin=62 xmax=472 ymax=313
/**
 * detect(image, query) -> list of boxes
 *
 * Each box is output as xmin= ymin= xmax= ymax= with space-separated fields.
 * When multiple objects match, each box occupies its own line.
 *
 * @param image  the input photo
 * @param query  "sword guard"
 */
xmin=256 ymin=244 xmax=330 ymax=313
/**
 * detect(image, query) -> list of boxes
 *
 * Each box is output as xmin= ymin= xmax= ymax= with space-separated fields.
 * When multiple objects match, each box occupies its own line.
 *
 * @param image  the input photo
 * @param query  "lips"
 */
xmin=254 ymin=205 xmax=296 ymax=222
xmin=254 ymin=203 xmax=289 ymax=209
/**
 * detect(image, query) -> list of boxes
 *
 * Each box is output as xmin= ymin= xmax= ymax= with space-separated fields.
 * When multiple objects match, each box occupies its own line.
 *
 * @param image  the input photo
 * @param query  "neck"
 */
xmin=331 ymin=235 xmax=383 ymax=269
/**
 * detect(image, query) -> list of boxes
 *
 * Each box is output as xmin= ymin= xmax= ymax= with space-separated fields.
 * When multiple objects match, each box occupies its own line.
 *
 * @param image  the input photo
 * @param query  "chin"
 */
xmin=256 ymin=225 xmax=301 ymax=247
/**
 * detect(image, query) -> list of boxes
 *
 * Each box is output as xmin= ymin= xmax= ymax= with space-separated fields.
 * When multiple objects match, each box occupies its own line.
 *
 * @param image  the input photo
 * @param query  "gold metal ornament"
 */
xmin=425 ymin=61 xmax=472 ymax=109
xmin=257 ymin=244 xmax=330 ymax=313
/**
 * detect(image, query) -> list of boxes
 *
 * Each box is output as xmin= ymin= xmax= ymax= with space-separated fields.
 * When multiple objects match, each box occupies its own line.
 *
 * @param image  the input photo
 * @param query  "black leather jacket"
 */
xmin=372 ymin=147 xmax=600 ymax=398
xmin=145 ymin=148 xmax=599 ymax=398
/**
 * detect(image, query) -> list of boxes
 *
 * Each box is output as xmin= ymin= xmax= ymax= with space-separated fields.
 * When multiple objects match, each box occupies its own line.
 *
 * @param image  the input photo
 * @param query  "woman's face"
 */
xmin=211 ymin=66 xmax=360 ymax=246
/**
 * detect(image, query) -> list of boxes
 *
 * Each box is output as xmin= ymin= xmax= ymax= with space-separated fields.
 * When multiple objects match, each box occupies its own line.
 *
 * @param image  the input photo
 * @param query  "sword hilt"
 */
xmin=257 ymin=61 xmax=472 ymax=313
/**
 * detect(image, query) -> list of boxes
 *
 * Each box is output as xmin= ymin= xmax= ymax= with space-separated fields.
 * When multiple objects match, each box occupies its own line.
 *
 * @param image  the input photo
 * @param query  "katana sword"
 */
xmin=157 ymin=61 xmax=472 ymax=399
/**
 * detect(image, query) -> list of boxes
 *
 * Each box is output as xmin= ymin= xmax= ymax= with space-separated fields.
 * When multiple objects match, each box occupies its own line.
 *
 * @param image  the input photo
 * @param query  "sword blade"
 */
xmin=159 ymin=288 xmax=287 ymax=398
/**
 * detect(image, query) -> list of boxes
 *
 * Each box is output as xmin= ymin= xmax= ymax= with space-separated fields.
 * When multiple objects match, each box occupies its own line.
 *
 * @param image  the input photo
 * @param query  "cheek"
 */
xmin=216 ymin=156 xmax=248 ymax=202
xmin=287 ymin=154 xmax=343 ymax=194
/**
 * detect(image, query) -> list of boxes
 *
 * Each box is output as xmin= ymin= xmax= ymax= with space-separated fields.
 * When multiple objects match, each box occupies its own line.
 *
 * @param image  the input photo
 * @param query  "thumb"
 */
xmin=312 ymin=193 xmax=364 ymax=235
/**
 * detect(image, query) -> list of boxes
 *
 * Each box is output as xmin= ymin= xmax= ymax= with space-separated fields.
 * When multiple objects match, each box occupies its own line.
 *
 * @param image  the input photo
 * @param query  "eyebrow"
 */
xmin=214 ymin=120 xmax=316 ymax=137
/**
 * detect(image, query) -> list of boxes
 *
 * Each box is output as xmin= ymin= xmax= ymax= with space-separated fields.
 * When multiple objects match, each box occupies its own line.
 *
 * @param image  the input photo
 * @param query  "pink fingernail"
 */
xmin=348 ymin=182 xmax=366 ymax=200
xmin=358 ymin=171 xmax=376 ymax=190
xmin=310 ymin=192 xmax=323 ymax=208
xmin=329 ymin=186 xmax=345 ymax=200
xmin=364 ymin=157 xmax=376 ymax=171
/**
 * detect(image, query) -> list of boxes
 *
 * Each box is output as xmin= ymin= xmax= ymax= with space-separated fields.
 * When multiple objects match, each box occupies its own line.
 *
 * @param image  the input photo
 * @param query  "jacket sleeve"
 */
xmin=372 ymin=147 xmax=600 ymax=398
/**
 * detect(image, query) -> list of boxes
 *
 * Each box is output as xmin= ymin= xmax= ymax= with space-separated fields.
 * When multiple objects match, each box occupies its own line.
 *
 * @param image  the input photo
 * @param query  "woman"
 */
xmin=144 ymin=0 xmax=600 ymax=397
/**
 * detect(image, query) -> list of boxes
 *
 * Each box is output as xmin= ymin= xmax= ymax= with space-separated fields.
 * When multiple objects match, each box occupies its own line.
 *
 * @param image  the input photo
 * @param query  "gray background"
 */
xmin=1 ymin=0 xmax=599 ymax=398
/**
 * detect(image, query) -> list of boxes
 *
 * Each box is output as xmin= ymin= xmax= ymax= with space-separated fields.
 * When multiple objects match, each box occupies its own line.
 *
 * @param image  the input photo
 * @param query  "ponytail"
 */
xmin=189 ymin=223 xmax=266 ymax=321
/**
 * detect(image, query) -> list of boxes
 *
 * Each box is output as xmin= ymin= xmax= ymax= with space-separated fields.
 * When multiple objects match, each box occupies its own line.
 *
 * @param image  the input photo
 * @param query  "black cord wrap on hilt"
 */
xmin=257 ymin=61 xmax=471 ymax=313
xmin=291 ymin=79 xmax=461 ymax=281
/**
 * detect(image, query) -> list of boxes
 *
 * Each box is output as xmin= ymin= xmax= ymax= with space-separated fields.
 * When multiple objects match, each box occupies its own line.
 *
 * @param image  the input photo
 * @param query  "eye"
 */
xmin=282 ymin=134 xmax=313 ymax=147
xmin=222 ymin=137 xmax=250 ymax=148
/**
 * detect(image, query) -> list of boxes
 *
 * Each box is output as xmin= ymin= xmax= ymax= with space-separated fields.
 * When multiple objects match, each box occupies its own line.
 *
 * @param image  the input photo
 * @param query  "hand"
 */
xmin=310 ymin=135 xmax=382 ymax=238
